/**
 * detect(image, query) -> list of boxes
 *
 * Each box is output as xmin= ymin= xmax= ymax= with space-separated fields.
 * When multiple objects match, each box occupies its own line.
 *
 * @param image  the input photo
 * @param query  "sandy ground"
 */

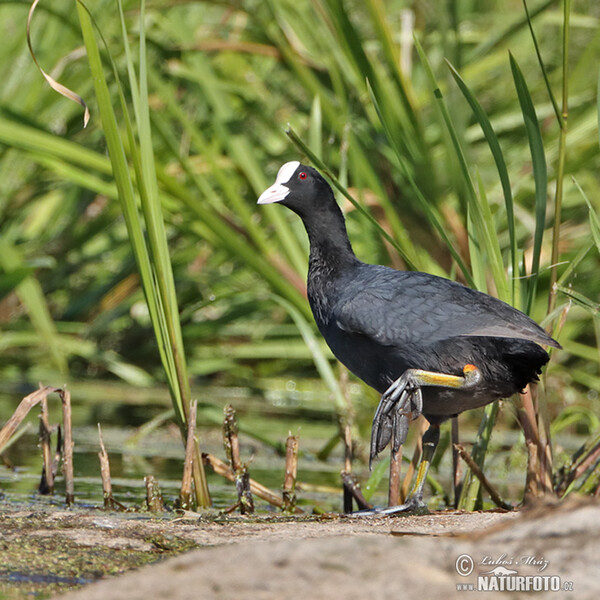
xmin=46 ymin=498 xmax=598 ymax=600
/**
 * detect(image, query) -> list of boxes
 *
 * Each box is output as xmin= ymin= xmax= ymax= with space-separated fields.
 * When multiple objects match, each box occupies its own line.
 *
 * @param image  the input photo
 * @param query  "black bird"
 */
xmin=258 ymin=161 xmax=560 ymax=514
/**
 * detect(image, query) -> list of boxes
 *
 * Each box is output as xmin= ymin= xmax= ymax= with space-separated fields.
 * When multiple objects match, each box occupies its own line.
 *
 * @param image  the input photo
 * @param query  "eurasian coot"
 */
xmin=258 ymin=161 xmax=560 ymax=514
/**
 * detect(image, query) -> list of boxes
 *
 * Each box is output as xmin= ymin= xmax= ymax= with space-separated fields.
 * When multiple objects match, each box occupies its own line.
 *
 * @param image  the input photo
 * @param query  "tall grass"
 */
xmin=1 ymin=0 xmax=599 ymax=505
xmin=74 ymin=0 xmax=209 ymax=505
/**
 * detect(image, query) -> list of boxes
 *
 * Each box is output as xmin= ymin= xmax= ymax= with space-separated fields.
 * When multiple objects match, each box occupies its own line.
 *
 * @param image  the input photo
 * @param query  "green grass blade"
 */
xmin=447 ymin=60 xmax=518 ymax=305
xmin=510 ymin=52 xmax=548 ymax=314
xmin=571 ymin=177 xmax=600 ymax=254
xmin=522 ymin=0 xmax=562 ymax=126
xmin=0 ymin=115 xmax=111 ymax=174
xmin=556 ymin=285 xmax=599 ymax=316
xmin=0 ymin=241 xmax=67 ymax=375
xmin=76 ymin=0 xmax=211 ymax=505
xmin=415 ymin=37 xmax=508 ymax=297
xmin=125 ymin=0 xmax=192 ymax=409
xmin=467 ymin=209 xmax=487 ymax=292
xmin=362 ymin=456 xmax=389 ymax=502
xmin=0 ymin=267 xmax=32 ymax=301
xmin=75 ymin=3 xmax=167 ymax=388
xmin=309 ymin=95 xmax=323 ymax=159
xmin=458 ymin=402 xmax=500 ymax=510
xmin=469 ymin=0 xmax=554 ymax=60
xmin=363 ymin=83 xmax=475 ymax=282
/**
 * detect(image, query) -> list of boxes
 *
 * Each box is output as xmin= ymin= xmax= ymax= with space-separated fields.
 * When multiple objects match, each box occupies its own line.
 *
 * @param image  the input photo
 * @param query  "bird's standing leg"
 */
xmin=355 ymin=364 xmax=481 ymax=517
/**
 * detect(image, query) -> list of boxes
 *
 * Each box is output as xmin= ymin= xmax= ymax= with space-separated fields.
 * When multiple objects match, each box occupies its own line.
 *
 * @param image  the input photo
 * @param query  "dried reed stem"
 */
xmin=97 ymin=423 xmax=116 ymax=510
xmin=39 ymin=396 xmax=54 ymax=494
xmin=342 ymin=421 xmax=353 ymax=512
xmin=58 ymin=388 xmax=74 ymax=506
xmin=223 ymin=404 xmax=254 ymax=514
xmin=516 ymin=383 xmax=554 ymax=500
xmin=179 ymin=399 xmax=197 ymax=510
xmin=282 ymin=433 xmax=299 ymax=513
xmin=341 ymin=471 xmax=372 ymax=511
xmin=0 ymin=386 xmax=59 ymax=451
xmin=203 ymin=453 xmax=302 ymax=513
xmin=388 ymin=445 xmax=402 ymax=507
xmin=451 ymin=417 xmax=462 ymax=508
xmin=145 ymin=475 xmax=165 ymax=512
xmin=223 ymin=404 xmax=241 ymax=471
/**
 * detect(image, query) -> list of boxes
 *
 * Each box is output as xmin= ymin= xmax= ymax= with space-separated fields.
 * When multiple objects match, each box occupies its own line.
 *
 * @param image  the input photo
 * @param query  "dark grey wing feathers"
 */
xmin=333 ymin=267 xmax=559 ymax=349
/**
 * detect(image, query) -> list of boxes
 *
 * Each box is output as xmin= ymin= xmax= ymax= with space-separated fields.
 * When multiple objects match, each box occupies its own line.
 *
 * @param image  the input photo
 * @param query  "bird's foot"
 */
xmin=370 ymin=384 xmax=422 ymax=465
xmin=349 ymin=495 xmax=429 ymax=518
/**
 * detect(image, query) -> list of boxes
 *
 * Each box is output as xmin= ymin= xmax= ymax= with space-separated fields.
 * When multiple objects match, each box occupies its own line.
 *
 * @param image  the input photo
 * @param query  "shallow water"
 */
xmin=0 ymin=379 xmax=358 ymax=512
xmin=0 ymin=378 xmax=588 ymax=512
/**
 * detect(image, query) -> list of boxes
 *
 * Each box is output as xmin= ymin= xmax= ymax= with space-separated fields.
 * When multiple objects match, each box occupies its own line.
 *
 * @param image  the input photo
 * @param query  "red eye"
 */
xmin=299 ymin=172 xmax=307 ymax=180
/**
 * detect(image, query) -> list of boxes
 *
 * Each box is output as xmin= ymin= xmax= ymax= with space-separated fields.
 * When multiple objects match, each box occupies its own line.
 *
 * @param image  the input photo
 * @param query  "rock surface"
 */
xmin=54 ymin=498 xmax=597 ymax=600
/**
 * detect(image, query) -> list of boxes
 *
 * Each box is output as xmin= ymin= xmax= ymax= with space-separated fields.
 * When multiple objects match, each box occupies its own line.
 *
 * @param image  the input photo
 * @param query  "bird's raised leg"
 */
xmin=371 ymin=364 xmax=481 ymax=463
xmin=356 ymin=364 xmax=481 ymax=517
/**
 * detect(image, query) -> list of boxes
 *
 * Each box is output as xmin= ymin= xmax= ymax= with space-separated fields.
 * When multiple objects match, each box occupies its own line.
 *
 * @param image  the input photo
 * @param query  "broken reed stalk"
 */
xmin=531 ymin=383 xmax=554 ymax=496
xmin=525 ymin=441 xmax=539 ymax=501
xmin=515 ymin=383 xmax=553 ymax=502
xmin=53 ymin=425 xmax=62 ymax=482
xmin=555 ymin=431 xmax=600 ymax=496
xmin=341 ymin=421 xmax=354 ymax=512
xmin=59 ymin=388 xmax=75 ymax=506
xmin=223 ymin=404 xmax=241 ymax=471
xmin=454 ymin=443 xmax=511 ymax=510
xmin=571 ymin=440 xmax=600 ymax=485
xmin=337 ymin=369 xmax=356 ymax=513
xmin=179 ymin=399 xmax=197 ymax=510
xmin=39 ymin=396 xmax=54 ymax=494
xmin=452 ymin=417 xmax=462 ymax=508
xmin=341 ymin=471 xmax=372 ymax=511
xmin=0 ymin=386 xmax=59 ymax=452
xmin=223 ymin=404 xmax=254 ymax=514
xmin=282 ymin=433 xmax=299 ymax=513
xmin=145 ymin=475 xmax=165 ymax=512
xmin=235 ymin=469 xmax=254 ymax=515
xmin=203 ymin=453 xmax=302 ymax=513
xmin=388 ymin=445 xmax=402 ymax=507
xmin=0 ymin=386 xmax=76 ymax=505
xmin=97 ymin=423 xmax=116 ymax=510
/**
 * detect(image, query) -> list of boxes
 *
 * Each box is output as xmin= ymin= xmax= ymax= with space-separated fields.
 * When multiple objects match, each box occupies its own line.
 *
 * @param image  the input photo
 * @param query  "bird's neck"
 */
xmin=301 ymin=205 xmax=358 ymax=326
xmin=303 ymin=206 xmax=358 ymax=275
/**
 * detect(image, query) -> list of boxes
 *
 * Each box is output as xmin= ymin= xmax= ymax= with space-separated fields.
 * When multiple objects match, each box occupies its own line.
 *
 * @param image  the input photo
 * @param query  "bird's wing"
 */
xmin=332 ymin=268 xmax=559 ymax=348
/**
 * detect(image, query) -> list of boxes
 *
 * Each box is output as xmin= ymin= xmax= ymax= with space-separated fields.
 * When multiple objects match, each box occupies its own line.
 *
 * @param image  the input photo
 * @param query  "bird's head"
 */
xmin=257 ymin=161 xmax=333 ymax=217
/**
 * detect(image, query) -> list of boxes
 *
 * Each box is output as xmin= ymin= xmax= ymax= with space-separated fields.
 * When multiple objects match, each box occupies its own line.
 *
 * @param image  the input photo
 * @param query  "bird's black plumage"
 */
xmin=258 ymin=162 xmax=559 ymax=493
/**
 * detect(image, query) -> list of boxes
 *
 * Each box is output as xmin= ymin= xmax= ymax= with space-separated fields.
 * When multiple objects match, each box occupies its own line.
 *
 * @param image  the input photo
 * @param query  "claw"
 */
xmin=370 ymin=388 xmax=413 ymax=466
xmin=369 ymin=365 xmax=482 ymax=467
xmin=370 ymin=380 xmax=420 ymax=466
xmin=391 ymin=411 xmax=409 ymax=454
